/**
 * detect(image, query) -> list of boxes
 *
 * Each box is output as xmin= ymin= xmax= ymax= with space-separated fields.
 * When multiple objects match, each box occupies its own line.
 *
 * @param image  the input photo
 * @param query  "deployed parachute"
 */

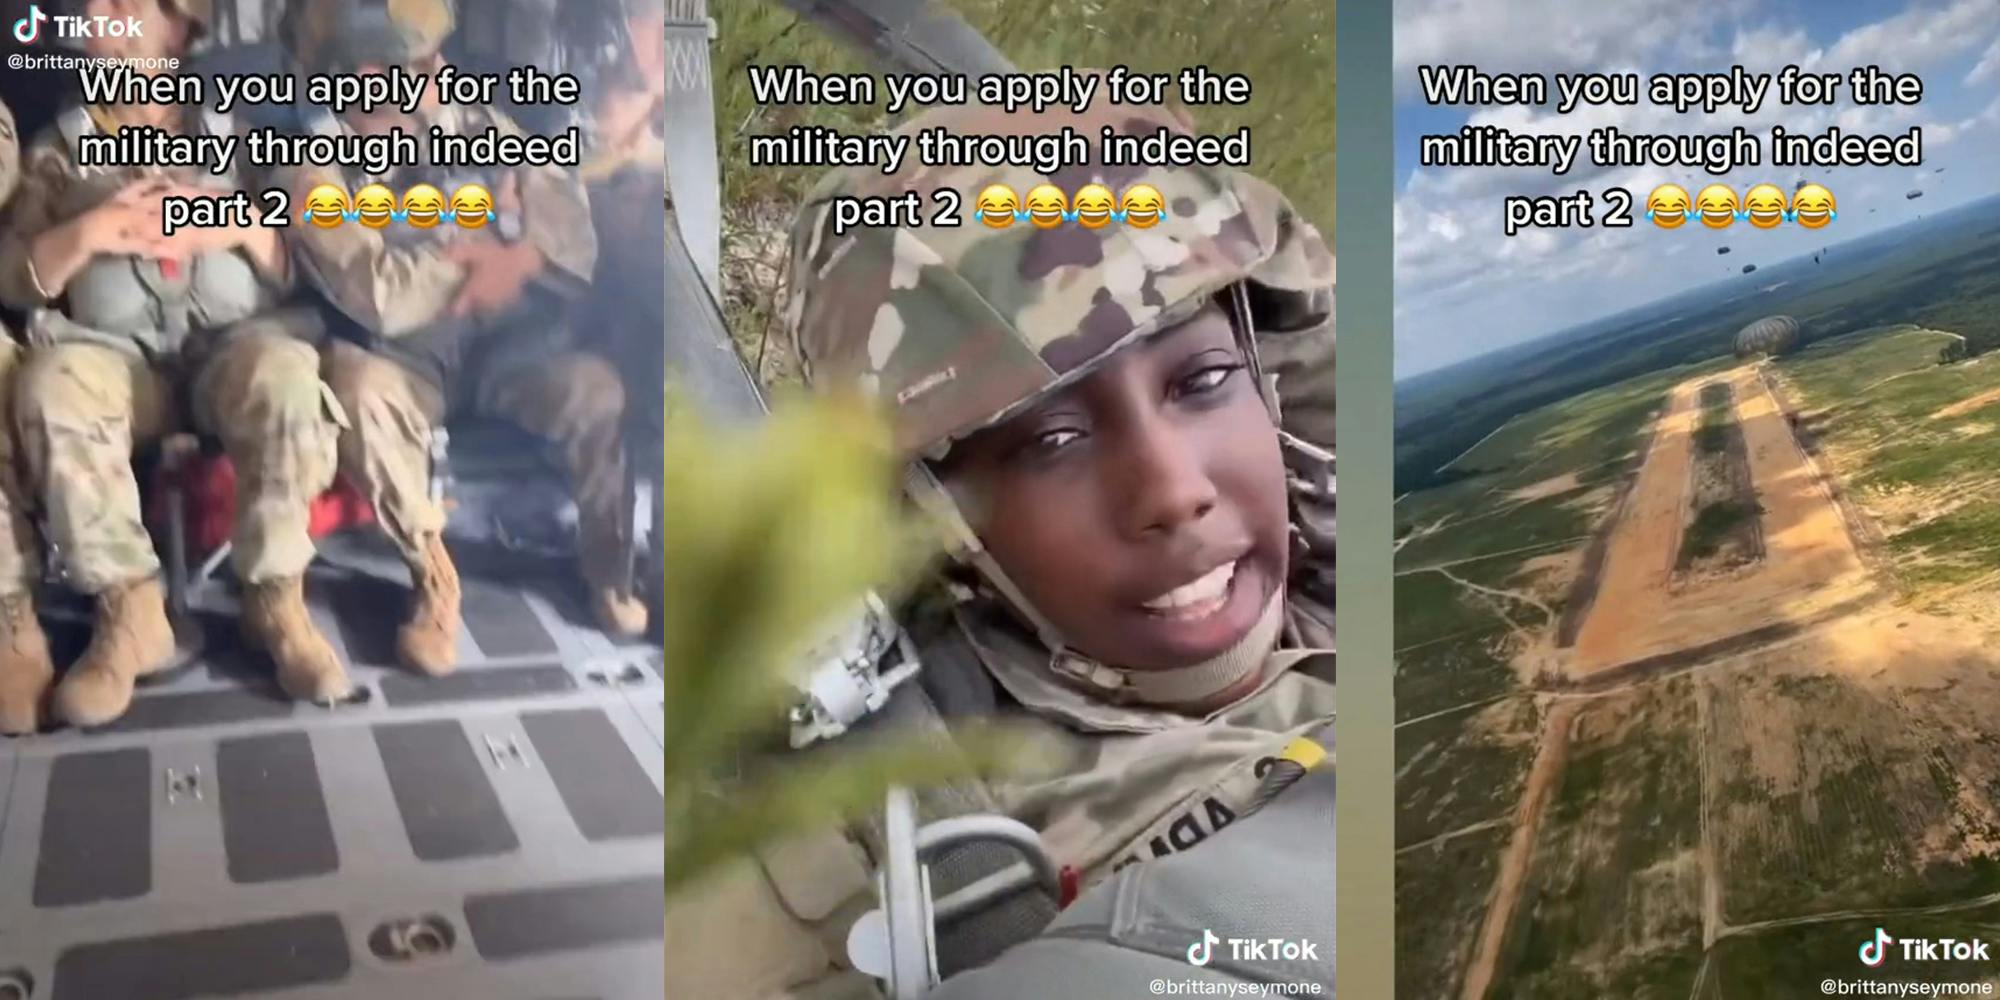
xmin=1734 ymin=314 xmax=1800 ymax=358
xmin=1908 ymin=190 xmax=1924 ymax=200
xmin=1741 ymin=264 xmax=1757 ymax=274
xmin=1718 ymin=246 xmax=1731 ymax=255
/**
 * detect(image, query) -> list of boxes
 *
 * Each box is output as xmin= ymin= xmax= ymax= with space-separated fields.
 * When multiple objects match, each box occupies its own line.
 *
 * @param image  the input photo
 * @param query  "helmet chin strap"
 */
xmin=1048 ymin=585 xmax=1285 ymax=707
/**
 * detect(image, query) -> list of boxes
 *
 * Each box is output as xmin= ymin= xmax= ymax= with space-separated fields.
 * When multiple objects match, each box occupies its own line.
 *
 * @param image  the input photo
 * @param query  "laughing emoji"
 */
xmin=302 ymin=184 xmax=350 ymax=228
xmin=1120 ymin=184 xmax=1165 ymax=229
xmin=1072 ymin=183 xmax=1115 ymax=229
xmin=450 ymin=184 xmax=494 ymax=229
xmin=352 ymin=184 xmax=396 ymax=229
xmin=1645 ymin=183 xmax=1691 ymax=229
xmin=1791 ymin=184 xmax=1836 ymax=229
xmin=401 ymin=184 xmax=445 ymax=229
xmin=1024 ymin=184 xmax=1067 ymax=229
xmin=1743 ymin=184 xmax=1787 ymax=230
xmin=1694 ymin=183 xmax=1740 ymax=229
xmin=975 ymin=184 xmax=1019 ymax=229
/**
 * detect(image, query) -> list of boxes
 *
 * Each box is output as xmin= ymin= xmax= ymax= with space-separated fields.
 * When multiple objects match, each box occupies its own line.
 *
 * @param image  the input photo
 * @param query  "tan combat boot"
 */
xmin=55 ymin=577 xmax=175 ymax=728
xmin=0 ymin=591 xmax=53 ymax=734
xmin=581 ymin=521 xmax=646 ymax=639
xmin=592 ymin=586 xmax=648 ymax=640
xmin=243 ymin=576 xmax=352 ymax=703
xmin=397 ymin=533 xmax=460 ymax=675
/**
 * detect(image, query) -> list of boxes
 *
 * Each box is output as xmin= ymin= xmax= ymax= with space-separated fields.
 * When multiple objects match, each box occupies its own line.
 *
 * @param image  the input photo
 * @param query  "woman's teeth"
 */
xmin=1142 ymin=561 xmax=1237 ymax=620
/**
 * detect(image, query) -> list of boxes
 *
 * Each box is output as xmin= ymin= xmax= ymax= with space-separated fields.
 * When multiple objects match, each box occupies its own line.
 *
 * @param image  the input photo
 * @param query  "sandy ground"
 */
xmin=1459 ymin=697 xmax=1577 ymax=1000
xmin=1930 ymin=384 xmax=2000 ymax=422
xmin=1505 ymin=471 xmax=1582 ymax=503
xmin=1701 ymin=609 xmax=2000 ymax=928
xmin=1568 ymin=366 xmax=1871 ymax=676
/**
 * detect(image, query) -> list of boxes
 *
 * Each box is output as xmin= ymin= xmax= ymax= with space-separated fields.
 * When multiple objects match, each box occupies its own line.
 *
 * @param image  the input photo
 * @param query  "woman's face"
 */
xmin=943 ymin=304 xmax=1290 ymax=671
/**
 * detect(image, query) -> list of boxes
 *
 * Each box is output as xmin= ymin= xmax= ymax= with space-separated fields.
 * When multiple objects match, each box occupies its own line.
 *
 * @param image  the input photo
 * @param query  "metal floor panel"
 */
xmin=0 ymin=543 xmax=665 ymax=999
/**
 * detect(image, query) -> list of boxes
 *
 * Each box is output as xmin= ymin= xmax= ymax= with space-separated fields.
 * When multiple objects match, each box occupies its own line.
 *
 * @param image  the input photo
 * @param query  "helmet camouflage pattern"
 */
xmin=281 ymin=0 xmax=455 ymax=74
xmin=786 ymin=96 xmax=1334 ymax=459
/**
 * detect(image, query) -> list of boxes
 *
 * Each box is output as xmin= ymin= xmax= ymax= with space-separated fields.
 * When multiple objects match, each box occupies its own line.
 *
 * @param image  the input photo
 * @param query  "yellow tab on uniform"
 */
xmin=1279 ymin=737 xmax=1326 ymax=771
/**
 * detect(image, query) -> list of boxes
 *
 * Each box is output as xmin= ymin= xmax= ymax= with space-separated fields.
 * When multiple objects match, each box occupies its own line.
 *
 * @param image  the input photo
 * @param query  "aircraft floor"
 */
xmin=0 ymin=531 xmax=666 ymax=1000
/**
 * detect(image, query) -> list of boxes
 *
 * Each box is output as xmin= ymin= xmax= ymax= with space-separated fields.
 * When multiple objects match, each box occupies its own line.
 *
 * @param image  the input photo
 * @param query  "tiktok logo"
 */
xmin=1859 ymin=927 xmax=1894 ymax=967
xmin=12 ymin=5 xmax=45 ymax=44
xmin=1187 ymin=929 xmax=1219 ymax=967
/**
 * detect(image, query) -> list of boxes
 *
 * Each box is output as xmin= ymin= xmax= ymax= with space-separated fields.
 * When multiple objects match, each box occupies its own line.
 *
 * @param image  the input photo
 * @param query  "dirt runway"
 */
xmin=1567 ymin=366 xmax=1871 ymax=677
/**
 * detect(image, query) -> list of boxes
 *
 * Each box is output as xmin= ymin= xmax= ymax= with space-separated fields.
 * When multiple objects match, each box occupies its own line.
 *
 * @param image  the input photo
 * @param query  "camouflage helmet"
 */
xmin=281 ymin=0 xmax=455 ymax=74
xmin=786 ymin=96 xmax=1334 ymax=460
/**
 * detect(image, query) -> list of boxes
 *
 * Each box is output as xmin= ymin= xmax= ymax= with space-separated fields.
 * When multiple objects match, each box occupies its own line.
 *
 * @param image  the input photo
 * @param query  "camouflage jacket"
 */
xmin=273 ymin=103 xmax=597 ymax=350
xmin=917 ymin=577 xmax=1334 ymax=884
xmin=0 ymin=103 xmax=287 ymax=359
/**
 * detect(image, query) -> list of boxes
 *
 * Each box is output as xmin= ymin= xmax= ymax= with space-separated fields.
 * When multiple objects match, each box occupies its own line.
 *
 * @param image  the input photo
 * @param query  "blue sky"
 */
xmin=1393 ymin=0 xmax=2000 ymax=377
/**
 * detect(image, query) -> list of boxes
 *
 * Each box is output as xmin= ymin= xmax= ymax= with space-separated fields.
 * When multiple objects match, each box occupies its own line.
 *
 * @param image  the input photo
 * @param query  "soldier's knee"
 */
xmin=321 ymin=345 xmax=393 ymax=413
xmin=556 ymin=355 xmax=626 ymax=426
xmin=17 ymin=345 xmax=115 ymax=426
xmin=216 ymin=333 xmax=320 ymax=401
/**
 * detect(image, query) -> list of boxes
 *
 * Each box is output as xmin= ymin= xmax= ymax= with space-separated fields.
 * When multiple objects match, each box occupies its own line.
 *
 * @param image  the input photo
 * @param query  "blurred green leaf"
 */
xmin=663 ymin=389 xmax=1039 ymax=896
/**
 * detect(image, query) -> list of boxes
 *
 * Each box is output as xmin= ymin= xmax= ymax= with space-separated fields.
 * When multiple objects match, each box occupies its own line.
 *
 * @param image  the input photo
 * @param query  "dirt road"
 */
xmin=1567 ymin=366 xmax=1871 ymax=676
xmin=1459 ymin=698 xmax=1577 ymax=1000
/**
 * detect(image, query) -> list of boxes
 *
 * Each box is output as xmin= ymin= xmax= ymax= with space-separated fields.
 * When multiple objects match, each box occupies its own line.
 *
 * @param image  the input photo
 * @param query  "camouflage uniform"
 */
xmin=667 ymin=100 xmax=1336 ymax=996
xmin=277 ymin=0 xmax=643 ymax=668
xmin=0 ymin=85 xmax=344 ymax=725
xmin=0 ymin=97 xmax=54 ymax=736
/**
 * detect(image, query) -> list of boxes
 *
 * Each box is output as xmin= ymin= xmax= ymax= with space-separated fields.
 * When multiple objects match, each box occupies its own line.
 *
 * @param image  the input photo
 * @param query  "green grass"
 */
xmin=1492 ymin=682 xmax=1706 ymax=1000
xmin=1707 ymin=907 xmax=2000 ymax=992
xmin=1678 ymin=500 xmax=1757 ymax=565
xmin=1396 ymin=696 xmax=1539 ymax=848
xmin=1710 ymin=672 xmax=2000 ymax=927
xmin=1396 ymin=629 xmax=1517 ymax=724
xmin=1396 ymin=821 xmax=1511 ymax=1000
xmin=1395 ymin=570 xmax=1496 ymax=648
xmin=1778 ymin=324 xmax=2000 ymax=594
xmin=1693 ymin=382 xmax=1732 ymax=456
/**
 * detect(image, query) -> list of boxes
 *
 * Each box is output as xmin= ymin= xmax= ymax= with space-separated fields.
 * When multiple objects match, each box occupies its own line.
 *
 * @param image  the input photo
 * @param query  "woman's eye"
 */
xmin=1032 ymin=428 xmax=1084 ymax=453
xmin=1176 ymin=364 xmax=1243 ymax=397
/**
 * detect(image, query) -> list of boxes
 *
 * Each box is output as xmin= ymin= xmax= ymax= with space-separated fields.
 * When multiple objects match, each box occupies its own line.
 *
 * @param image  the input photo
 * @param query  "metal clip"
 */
xmin=483 ymin=734 xmax=530 ymax=771
xmin=164 ymin=766 xmax=203 ymax=805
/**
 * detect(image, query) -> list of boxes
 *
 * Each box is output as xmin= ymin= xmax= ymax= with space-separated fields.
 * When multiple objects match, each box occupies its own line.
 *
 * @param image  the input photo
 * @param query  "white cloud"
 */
xmin=1969 ymin=35 xmax=2000 ymax=85
xmin=1395 ymin=0 xmax=2000 ymax=375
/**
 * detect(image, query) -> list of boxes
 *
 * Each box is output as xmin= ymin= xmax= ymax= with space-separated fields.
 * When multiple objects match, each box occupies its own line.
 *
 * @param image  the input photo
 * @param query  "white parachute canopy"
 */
xmin=1734 ymin=315 xmax=1800 ymax=358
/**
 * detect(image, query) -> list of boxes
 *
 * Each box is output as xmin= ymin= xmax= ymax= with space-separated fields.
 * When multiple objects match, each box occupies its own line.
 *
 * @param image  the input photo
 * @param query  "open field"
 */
xmin=1703 ymin=615 xmax=2000 ymax=928
xmin=1485 ymin=684 xmax=1705 ymax=1000
xmin=1398 ymin=822 xmax=1512 ymax=999
xmin=1700 ymin=904 xmax=2000 ymax=996
xmin=1397 ymin=301 xmax=2000 ymax=998
xmin=1397 ymin=697 xmax=1541 ymax=849
xmin=1778 ymin=325 xmax=2000 ymax=608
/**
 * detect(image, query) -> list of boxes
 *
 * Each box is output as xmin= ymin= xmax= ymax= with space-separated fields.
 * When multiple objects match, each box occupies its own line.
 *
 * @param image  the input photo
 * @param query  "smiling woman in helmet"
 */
xmin=788 ymin=97 xmax=1335 ymax=887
